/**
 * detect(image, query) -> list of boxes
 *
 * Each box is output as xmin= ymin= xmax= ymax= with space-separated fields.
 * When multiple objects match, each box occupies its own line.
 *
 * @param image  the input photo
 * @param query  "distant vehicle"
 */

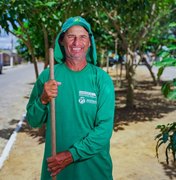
xmin=109 ymin=57 xmax=118 ymax=66
xmin=108 ymin=52 xmax=119 ymax=67
xmin=0 ymin=60 xmax=3 ymax=74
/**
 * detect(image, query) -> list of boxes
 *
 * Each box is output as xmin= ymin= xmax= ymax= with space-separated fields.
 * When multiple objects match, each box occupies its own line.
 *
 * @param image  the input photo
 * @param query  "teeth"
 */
xmin=72 ymin=48 xmax=81 ymax=51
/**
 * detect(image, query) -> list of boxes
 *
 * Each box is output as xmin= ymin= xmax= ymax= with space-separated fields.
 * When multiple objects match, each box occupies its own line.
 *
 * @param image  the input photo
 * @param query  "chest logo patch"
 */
xmin=78 ymin=91 xmax=97 ymax=105
xmin=79 ymin=97 xmax=86 ymax=104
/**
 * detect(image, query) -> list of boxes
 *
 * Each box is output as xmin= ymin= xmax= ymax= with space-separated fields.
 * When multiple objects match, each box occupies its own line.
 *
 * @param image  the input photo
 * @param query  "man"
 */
xmin=26 ymin=16 xmax=115 ymax=180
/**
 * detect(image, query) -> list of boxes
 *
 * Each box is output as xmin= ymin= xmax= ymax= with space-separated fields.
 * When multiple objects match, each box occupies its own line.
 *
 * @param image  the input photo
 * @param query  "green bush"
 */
xmin=155 ymin=123 xmax=176 ymax=164
xmin=154 ymin=23 xmax=176 ymax=163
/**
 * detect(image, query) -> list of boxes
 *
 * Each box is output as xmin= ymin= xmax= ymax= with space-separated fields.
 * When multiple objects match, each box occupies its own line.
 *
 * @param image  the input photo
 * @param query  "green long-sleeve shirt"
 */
xmin=26 ymin=63 xmax=115 ymax=180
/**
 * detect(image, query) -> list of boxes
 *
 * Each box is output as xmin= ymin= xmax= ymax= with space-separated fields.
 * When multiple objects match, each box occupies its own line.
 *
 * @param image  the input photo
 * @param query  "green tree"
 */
xmin=0 ymin=0 xmax=97 ymax=78
xmin=0 ymin=0 xmax=40 ymax=78
xmin=155 ymin=22 xmax=176 ymax=164
xmin=0 ymin=0 xmax=71 ymax=77
xmin=90 ymin=0 xmax=176 ymax=107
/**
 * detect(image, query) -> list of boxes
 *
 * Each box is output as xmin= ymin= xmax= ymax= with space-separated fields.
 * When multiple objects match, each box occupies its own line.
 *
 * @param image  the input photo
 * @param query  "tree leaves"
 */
xmin=155 ymin=122 xmax=176 ymax=164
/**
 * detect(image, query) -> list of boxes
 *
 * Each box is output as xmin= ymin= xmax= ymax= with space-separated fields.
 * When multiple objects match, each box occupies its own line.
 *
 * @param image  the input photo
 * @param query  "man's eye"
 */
xmin=81 ymin=35 xmax=88 ymax=39
xmin=66 ymin=35 xmax=88 ymax=40
xmin=67 ymin=35 xmax=75 ymax=38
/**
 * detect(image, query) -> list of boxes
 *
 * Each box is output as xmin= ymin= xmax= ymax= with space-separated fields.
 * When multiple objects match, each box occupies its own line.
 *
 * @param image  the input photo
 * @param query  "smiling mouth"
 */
xmin=72 ymin=47 xmax=82 ymax=52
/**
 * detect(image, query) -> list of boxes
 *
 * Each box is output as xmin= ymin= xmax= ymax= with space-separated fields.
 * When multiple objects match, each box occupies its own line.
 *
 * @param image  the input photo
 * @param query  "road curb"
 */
xmin=0 ymin=113 xmax=26 ymax=169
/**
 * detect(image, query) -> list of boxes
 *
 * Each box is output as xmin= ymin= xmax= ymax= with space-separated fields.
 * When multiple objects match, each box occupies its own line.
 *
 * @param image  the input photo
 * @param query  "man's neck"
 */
xmin=65 ymin=59 xmax=87 ymax=71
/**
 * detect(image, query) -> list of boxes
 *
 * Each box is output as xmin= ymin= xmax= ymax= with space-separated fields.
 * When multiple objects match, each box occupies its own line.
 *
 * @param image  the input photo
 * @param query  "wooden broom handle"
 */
xmin=49 ymin=48 xmax=56 ymax=180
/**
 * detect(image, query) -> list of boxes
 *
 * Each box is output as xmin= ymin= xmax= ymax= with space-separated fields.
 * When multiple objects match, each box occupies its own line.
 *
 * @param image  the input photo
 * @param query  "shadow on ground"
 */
xmin=0 ymin=119 xmax=20 ymax=139
xmin=160 ymin=161 xmax=176 ymax=180
xmin=20 ymin=120 xmax=45 ymax=144
xmin=0 ymin=128 xmax=14 ymax=140
xmin=114 ymin=80 xmax=176 ymax=132
xmin=0 ymin=118 xmax=45 ymax=144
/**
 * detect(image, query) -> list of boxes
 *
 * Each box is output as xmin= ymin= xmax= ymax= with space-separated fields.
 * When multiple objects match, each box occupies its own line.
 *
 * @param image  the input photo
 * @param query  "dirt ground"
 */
xmin=0 ymin=66 xmax=176 ymax=180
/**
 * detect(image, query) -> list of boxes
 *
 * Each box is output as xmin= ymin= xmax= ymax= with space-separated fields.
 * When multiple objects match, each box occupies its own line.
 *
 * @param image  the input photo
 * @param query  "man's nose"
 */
xmin=73 ymin=37 xmax=80 ymax=46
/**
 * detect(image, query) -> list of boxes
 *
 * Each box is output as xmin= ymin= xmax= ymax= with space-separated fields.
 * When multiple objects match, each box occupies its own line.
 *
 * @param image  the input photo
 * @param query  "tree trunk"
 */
xmin=106 ymin=54 xmax=109 ymax=73
xmin=118 ymin=56 xmax=124 ymax=88
xmin=44 ymin=44 xmax=49 ymax=69
xmin=125 ymin=50 xmax=136 ymax=108
xmin=42 ymin=24 xmax=49 ymax=69
xmin=100 ymin=49 xmax=106 ymax=68
xmin=26 ymin=41 xmax=39 ymax=79
xmin=142 ymin=57 xmax=158 ymax=85
xmin=126 ymin=62 xmax=135 ymax=108
xmin=31 ymin=52 xmax=39 ymax=79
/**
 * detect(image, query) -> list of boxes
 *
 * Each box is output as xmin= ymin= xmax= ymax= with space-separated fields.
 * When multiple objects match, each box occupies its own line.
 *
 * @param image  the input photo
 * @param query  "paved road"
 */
xmin=135 ymin=65 xmax=176 ymax=81
xmin=152 ymin=66 xmax=176 ymax=81
xmin=0 ymin=62 xmax=43 ymax=155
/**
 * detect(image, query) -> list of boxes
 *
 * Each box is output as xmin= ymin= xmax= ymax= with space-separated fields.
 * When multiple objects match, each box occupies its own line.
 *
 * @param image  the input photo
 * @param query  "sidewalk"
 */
xmin=0 ymin=128 xmax=44 ymax=180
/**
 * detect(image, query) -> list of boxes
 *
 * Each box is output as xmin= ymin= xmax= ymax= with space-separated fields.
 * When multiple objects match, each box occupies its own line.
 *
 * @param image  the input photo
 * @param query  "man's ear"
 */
xmin=59 ymin=39 xmax=64 ymax=46
xmin=58 ymin=33 xmax=65 ymax=46
xmin=89 ymin=41 xmax=91 ymax=47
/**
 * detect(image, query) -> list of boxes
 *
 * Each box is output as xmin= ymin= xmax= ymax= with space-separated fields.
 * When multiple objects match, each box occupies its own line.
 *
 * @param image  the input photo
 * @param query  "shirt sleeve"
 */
xmin=26 ymin=76 xmax=49 ymax=128
xmin=69 ymin=72 xmax=115 ymax=161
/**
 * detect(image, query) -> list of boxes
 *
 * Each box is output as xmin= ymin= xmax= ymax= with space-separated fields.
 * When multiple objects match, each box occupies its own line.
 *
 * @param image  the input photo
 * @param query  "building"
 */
xmin=0 ymin=28 xmax=22 ymax=67
xmin=0 ymin=51 xmax=23 ymax=66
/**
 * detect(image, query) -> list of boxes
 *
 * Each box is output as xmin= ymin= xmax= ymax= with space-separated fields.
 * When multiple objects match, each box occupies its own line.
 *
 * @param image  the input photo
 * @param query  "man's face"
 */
xmin=61 ymin=25 xmax=91 ymax=61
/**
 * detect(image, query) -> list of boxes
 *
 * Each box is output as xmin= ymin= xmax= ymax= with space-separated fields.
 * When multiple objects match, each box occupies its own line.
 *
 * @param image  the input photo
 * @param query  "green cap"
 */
xmin=54 ymin=16 xmax=97 ymax=65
